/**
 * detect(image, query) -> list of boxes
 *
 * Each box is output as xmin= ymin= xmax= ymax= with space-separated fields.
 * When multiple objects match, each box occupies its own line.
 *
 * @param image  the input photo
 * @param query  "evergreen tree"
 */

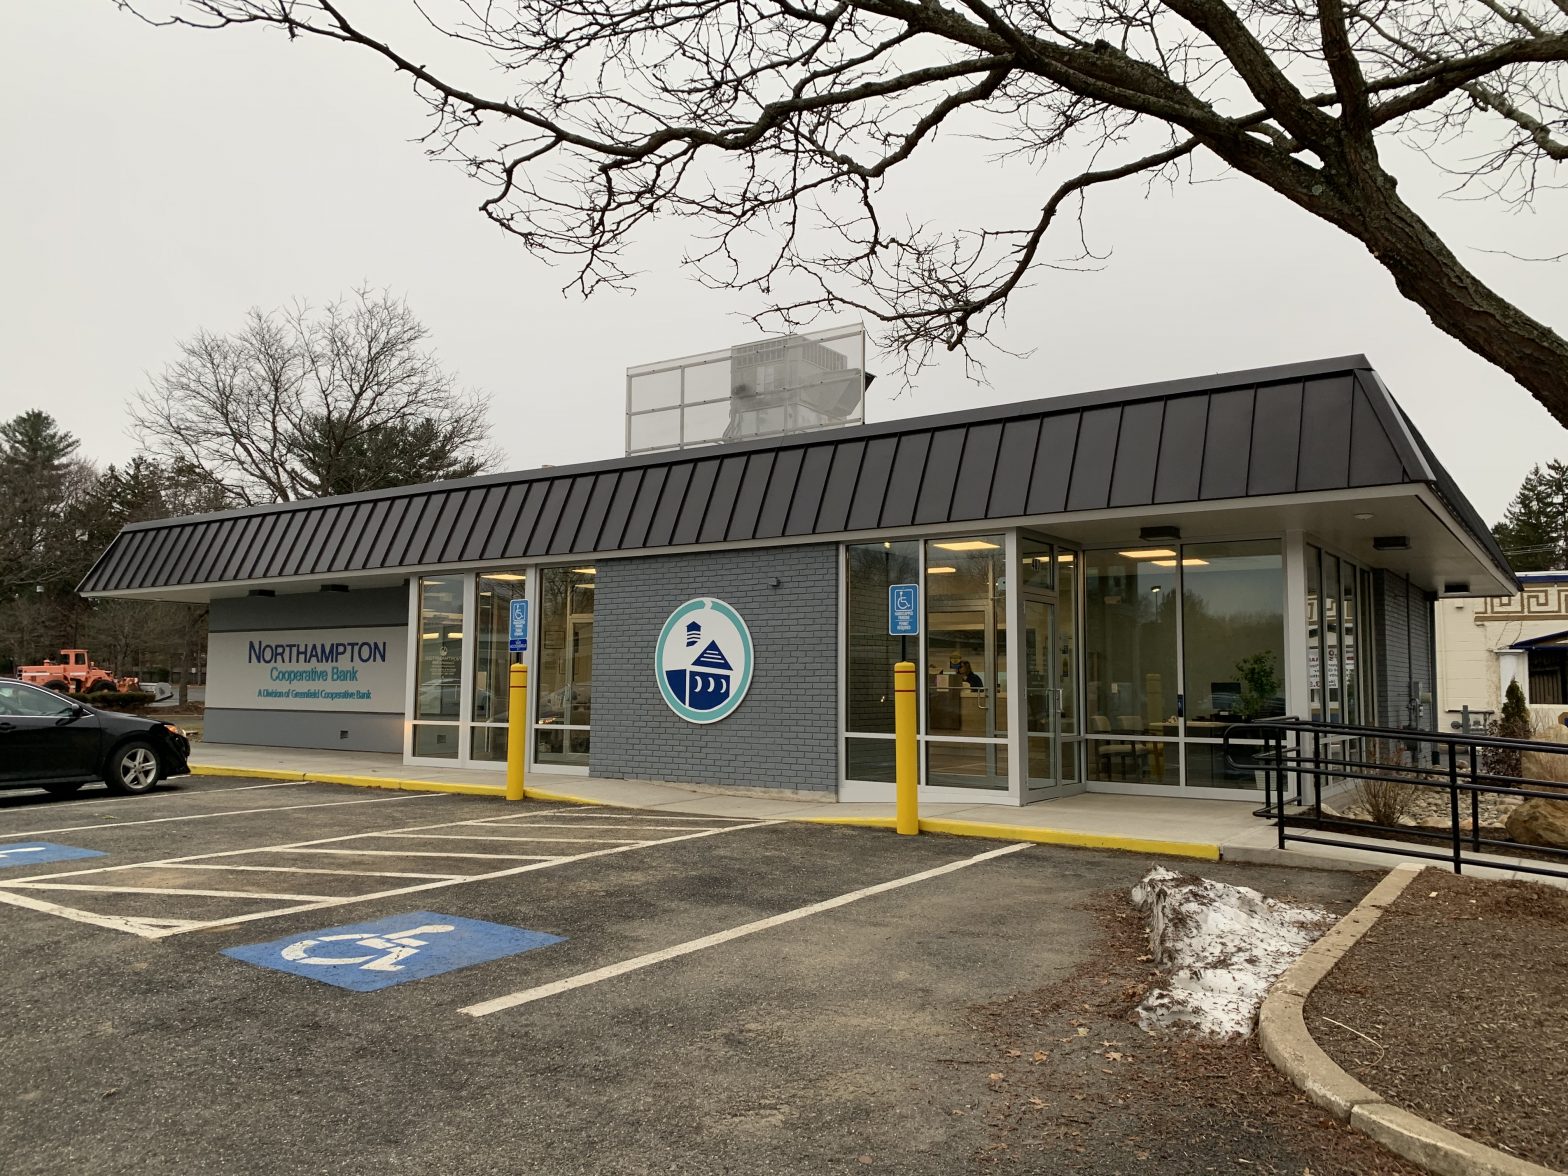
xmin=1492 ymin=461 xmax=1568 ymax=573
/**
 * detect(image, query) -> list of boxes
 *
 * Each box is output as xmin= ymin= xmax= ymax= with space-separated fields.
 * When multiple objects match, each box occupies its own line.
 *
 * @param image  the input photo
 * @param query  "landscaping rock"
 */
xmin=1505 ymin=798 xmax=1568 ymax=849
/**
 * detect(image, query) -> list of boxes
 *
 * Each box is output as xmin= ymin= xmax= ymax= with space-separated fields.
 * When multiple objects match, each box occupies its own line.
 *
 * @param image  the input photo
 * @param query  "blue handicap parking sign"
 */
xmin=509 ymin=598 xmax=529 ymax=653
xmin=222 ymin=911 xmax=563 ymax=992
xmin=0 ymin=842 xmax=105 ymax=869
xmin=888 ymin=583 xmax=919 ymax=636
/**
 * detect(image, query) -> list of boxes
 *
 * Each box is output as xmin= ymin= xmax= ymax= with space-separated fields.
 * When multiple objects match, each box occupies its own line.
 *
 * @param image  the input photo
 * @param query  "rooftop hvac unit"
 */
xmin=626 ymin=325 xmax=868 ymax=455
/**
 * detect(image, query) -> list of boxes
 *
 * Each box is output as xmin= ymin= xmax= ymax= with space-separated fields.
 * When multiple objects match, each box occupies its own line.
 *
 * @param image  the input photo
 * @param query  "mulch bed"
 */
xmin=964 ymin=887 xmax=1425 ymax=1175
xmin=1309 ymin=867 xmax=1568 ymax=1172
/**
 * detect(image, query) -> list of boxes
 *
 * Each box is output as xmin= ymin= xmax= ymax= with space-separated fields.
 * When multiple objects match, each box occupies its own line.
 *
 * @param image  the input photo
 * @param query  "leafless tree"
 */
xmin=131 ymin=287 xmax=500 ymax=505
xmin=122 ymin=2 xmax=1568 ymax=426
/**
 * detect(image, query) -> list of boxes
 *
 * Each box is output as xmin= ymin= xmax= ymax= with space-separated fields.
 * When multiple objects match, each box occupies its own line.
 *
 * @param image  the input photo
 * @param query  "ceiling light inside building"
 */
xmin=570 ymin=568 xmax=597 ymax=575
xmin=927 ymin=566 xmax=957 ymax=574
xmin=1151 ymin=558 xmax=1210 ymax=567
xmin=1118 ymin=548 xmax=1177 ymax=559
xmin=932 ymin=540 xmax=1000 ymax=551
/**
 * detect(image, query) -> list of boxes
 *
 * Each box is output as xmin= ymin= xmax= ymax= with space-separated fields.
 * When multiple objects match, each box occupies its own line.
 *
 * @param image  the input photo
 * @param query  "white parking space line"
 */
xmin=0 ymin=793 xmax=442 ymax=839
xmin=364 ymin=833 xmax=647 ymax=845
xmin=0 ymin=801 xmax=782 ymax=938
xmin=4 ymin=883 xmax=336 ymax=901
xmin=267 ymin=848 xmax=560 ymax=861
xmin=461 ymin=843 xmax=1034 ymax=1017
xmin=473 ymin=822 xmax=745 ymax=833
xmin=148 ymin=863 xmax=465 ymax=881
xmin=478 ymin=812 xmax=756 ymax=823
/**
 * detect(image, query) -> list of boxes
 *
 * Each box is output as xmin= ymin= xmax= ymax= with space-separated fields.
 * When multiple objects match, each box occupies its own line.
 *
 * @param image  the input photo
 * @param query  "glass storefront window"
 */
xmin=844 ymin=541 xmax=921 ymax=737
xmin=413 ymin=577 xmax=465 ymax=757
xmin=536 ymin=565 xmax=595 ymax=766
xmin=925 ymin=535 xmax=1007 ymax=788
xmin=469 ymin=571 xmax=527 ymax=762
xmin=1084 ymin=548 xmax=1178 ymax=749
xmin=1181 ymin=541 xmax=1285 ymax=725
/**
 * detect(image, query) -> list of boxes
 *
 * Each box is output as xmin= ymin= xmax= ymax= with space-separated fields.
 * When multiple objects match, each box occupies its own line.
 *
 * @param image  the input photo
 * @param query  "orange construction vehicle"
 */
xmin=17 ymin=650 xmax=141 ymax=695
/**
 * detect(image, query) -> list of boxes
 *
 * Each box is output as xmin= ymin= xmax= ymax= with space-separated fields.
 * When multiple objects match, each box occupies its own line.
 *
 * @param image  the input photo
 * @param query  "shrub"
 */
xmin=1524 ymin=712 xmax=1568 ymax=786
xmin=1351 ymin=739 xmax=1425 ymax=826
xmin=1481 ymin=679 xmax=1531 ymax=781
xmin=73 ymin=690 xmax=156 ymax=712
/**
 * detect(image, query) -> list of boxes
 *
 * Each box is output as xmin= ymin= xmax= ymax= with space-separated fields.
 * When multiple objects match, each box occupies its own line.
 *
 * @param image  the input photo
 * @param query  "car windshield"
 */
xmin=0 ymin=681 xmax=79 ymax=718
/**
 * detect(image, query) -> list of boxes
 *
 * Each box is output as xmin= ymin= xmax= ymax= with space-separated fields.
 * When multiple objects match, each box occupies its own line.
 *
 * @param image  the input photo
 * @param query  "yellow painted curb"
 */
xmin=804 ymin=813 xmax=1219 ymax=860
xmin=190 ymin=763 xmax=503 ymax=797
xmin=517 ymin=788 xmax=611 ymax=807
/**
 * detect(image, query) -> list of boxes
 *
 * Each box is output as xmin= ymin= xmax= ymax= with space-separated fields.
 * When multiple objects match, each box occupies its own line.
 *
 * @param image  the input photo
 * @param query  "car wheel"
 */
xmin=43 ymin=679 xmax=69 ymax=693
xmin=105 ymin=740 xmax=161 ymax=795
xmin=43 ymin=781 xmax=85 ymax=797
xmin=85 ymin=679 xmax=115 ymax=694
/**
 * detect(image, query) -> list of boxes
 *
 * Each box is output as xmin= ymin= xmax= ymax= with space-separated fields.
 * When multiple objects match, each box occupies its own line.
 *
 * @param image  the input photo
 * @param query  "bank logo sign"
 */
xmin=656 ymin=598 xmax=754 ymax=724
xmin=206 ymin=627 xmax=408 ymax=714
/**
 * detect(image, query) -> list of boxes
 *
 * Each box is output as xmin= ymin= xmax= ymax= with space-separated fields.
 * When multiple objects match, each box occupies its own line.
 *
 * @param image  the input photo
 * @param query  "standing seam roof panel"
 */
xmin=1199 ymin=389 xmax=1255 ymax=500
xmin=672 ymin=460 xmax=721 ymax=546
xmin=1296 ymin=375 xmax=1355 ymax=491
xmin=176 ymin=519 xmax=228 ymax=587
xmin=1247 ymin=382 xmax=1304 ymax=496
xmin=914 ymin=427 xmax=966 ymax=525
xmin=644 ymin=464 xmax=694 ymax=549
xmin=496 ymin=482 xmax=548 ymax=558
xmin=1108 ymin=401 xmax=1163 ymax=508
xmin=1066 ymin=406 xmax=1121 ymax=512
xmin=880 ymin=433 xmax=930 ymax=528
xmin=619 ymin=465 xmax=668 ymax=550
xmin=754 ymin=449 xmax=804 ymax=539
xmin=814 ymin=441 xmax=864 ymax=534
xmin=725 ymin=452 xmax=772 ymax=541
xmin=525 ymin=479 xmax=573 ymax=557
xmin=153 ymin=524 xmax=203 ymax=588
xmin=571 ymin=471 xmax=622 ymax=554
xmin=393 ymin=496 xmax=443 ymax=569
xmin=784 ymin=446 xmax=833 ymax=536
xmin=1347 ymin=382 xmax=1406 ymax=486
xmin=597 ymin=469 xmax=644 ymax=552
xmin=219 ymin=515 xmax=268 ymax=583
xmin=129 ymin=526 xmax=181 ymax=589
xmin=700 ymin=457 xmax=746 ymax=544
xmin=235 ymin=513 xmax=284 ymax=583
xmin=987 ymin=418 xmax=1041 ymax=518
xmin=456 ymin=486 xmax=505 ymax=564
xmin=1027 ymin=413 xmax=1080 ymax=515
xmin=844 ymin=437 xmax=895 ymax=531
xmin=433 ymin=490 xmax=483 ymax=564
xmin=548 ymin=477 xmax=597 ymax=555
xmin=950 ymin=423 xmax=1002 ymax=521
xmin=1152 ymin=395 xmax=1207 ymax=503
xmin=364 ymin=497 xmax=413 ymax=570
xmin=326 ymin=502 xmax=374 ymax=572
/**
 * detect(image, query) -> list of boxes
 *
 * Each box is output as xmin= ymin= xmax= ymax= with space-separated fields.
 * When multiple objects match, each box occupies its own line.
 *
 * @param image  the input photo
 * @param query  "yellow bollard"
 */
xmin=506 ymin=661 xmax=528 ymax=802
xmin=894 ymin=660 xmax=918 ymax=835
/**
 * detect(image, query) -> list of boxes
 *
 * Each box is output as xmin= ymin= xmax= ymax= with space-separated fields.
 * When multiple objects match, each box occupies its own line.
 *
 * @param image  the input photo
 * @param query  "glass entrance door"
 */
xmin=1023 ymin=595 xmax=1061 ymax=798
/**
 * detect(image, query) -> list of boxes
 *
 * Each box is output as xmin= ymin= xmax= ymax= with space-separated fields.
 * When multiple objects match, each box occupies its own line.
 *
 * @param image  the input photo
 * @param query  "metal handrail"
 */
xmin=1224 ymin=717 xmax=1568 ymax=879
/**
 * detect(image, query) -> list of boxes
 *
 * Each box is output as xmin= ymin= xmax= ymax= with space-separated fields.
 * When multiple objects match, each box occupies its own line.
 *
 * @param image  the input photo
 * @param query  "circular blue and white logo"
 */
xmin=656 ymin=598 xmax=754 ymax=724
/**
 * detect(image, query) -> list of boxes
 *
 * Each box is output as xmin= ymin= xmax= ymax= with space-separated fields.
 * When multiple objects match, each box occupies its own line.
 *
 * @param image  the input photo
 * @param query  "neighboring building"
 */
xmin=80 ymin=353 xmax=1516 ymax=806
xmin=1437 ymin=570 xmax=1568 ymax=729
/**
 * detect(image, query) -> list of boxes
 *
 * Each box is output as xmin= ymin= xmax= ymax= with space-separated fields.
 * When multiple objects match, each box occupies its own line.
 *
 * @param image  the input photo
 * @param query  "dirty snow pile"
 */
xmin=1130 ymin=866 xmax=1334 ymax=1037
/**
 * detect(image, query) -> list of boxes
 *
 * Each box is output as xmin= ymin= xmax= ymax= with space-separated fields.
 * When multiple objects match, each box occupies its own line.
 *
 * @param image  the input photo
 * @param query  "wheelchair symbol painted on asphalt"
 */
xmin=280 ymin=922 xmax=457 ymax=973
xmin=223 ymin=911 xmax=564 ymax=991
xmin=0 ymin=842 xmax=106 ymax=868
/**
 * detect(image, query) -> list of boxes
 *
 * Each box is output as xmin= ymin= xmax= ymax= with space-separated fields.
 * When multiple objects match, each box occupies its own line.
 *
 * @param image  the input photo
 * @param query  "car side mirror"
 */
xmin=71 ymin=703 xmax=90 ymax=719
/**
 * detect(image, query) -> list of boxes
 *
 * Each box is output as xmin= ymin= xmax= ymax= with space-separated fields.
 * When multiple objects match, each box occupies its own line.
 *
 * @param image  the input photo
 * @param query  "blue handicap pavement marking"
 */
xmin=0 ymin=841 xmax=106 ymax=869
xmin=222 ymin=911 xmax=564 ymax=992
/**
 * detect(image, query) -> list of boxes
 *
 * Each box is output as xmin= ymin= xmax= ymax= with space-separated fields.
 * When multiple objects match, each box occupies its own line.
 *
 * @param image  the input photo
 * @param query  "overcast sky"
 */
xmin=2 ymin=2 xmax=1565 ymax=525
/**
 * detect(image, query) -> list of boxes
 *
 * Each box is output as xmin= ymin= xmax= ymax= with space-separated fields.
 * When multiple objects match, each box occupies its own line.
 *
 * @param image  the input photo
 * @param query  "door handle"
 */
xmin=0 ymin=722 xmax=13 ymax=732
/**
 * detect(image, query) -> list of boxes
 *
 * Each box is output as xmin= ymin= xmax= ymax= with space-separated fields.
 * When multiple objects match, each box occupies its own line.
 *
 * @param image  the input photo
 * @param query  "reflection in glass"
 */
xmin=1084 ymin=549 xmax=1177 ymax=742
xmin=924 ymin=536 xmax=1007 ymax=788
xmin=845 ymin=736 xmax=899 ymax=784
xmin=844 ymin=542 xmax=921 ymax=737
xmin=473 ymin=572 xmax=527 ymax=727
xmin=1181 ymin=541 xmax=1285 ymax=724
xmin=412 ymin=723 xmax=459 ymax=759
xmin=925 ymin=740 xmax=1008 ymax=791
xmin=536 ymin=566 xmax=595 ymax=765
xmin=1306 ymin=546 xmax=1323 ymax=722
xmin=414 ymin=576 xmax=465 ymax=722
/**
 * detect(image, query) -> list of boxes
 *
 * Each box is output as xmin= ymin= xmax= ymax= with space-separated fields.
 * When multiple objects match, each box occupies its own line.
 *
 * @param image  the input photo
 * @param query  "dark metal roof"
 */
xmin=1510 ymin=629 xmax=1568 ymax=650
xmin=80 ymin=354 xmax=1509 ymax=594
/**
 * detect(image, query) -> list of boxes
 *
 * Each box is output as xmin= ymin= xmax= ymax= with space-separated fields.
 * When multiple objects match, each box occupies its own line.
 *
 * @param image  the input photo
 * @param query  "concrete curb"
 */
xmin=1258 ymin=863 xmax=1565 ymax=1176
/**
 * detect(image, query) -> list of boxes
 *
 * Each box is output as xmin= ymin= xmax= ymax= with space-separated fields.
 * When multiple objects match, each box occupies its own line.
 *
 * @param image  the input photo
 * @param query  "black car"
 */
xmin=0 ymin=678 xmax=191 ymax=797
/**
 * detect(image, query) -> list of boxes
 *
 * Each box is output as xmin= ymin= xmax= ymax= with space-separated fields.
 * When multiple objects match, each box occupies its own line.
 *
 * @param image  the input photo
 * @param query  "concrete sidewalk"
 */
xmin=185 ymin=743 xmax=1562 ymax=881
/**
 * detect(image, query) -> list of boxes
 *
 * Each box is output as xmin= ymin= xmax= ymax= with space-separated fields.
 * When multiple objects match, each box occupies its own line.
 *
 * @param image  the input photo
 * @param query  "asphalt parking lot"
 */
xmin=0 ymin=776 xmax=1387 ymax=1175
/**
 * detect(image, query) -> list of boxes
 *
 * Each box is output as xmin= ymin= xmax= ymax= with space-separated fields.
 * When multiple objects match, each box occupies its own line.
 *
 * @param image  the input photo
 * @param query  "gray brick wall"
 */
xmin=590 ymin=545 xmax=839 ymax=792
